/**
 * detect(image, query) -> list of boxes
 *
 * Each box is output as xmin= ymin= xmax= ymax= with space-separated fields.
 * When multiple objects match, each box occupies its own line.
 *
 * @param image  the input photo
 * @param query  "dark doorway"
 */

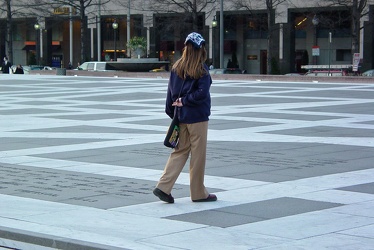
xmin=295 ymin=50 xmax=309 ymax=73
xmin=260 ymin=50 xmax=267 ymax=74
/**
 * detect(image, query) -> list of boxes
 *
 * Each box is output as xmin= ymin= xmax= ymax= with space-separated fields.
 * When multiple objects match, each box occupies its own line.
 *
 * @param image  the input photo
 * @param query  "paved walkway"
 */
xmin=0 ymin=74 xmax=373 ymax=250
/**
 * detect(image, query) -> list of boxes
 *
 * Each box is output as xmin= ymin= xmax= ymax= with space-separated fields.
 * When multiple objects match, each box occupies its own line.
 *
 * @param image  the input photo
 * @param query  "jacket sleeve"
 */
xmin=165 ymin=77 xmax=175 ymax=119
xmin=183 ymin=71 xmax=211 ymax=107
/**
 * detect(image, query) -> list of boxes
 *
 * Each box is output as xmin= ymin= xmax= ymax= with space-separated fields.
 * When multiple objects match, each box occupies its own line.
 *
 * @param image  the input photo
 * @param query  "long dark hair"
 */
xmin=172 ymin=43 xmax=207 ymax=79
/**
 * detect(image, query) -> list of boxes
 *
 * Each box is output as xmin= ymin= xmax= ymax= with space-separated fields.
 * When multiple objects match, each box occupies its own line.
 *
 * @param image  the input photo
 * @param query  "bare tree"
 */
xmin=232 ymin=0 xmax=286 ymax=74
xmin=27 ymin=0 xmax=110 ymax=63
xmin=145 ymin=0 xmax=216 ymax=30
xmin=0 ymin=0 xmax=38 ymax=62
xmin=1 ymin=0 xmax=110 ymax=63
xmin=112 ymin=0 xmax=217 ymax=60
xmin=5 ymin=0 xmax=12 ymax=62
xmin=323 ymin=0 xmax=367 ymax=57
xmin=123 ymin=0 xmax=217 ymax=33
xmin=288 ymin=0 xmax=369 ymax=68
xmin=1 ymin=0 xmax=22 ymax=62
xmin=0 ymin=0 xmax=40 ymax=63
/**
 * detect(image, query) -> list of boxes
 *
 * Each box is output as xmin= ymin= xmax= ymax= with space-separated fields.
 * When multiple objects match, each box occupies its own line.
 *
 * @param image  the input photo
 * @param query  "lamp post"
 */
xmin=34 ymin=23 xmax=40 ymax=65
xmin=312 ymin=15 xmax=319 ymax=65
xmin=112 ymin=20 xmax=118 ymax=61
xmin=328 ymin=32 xmax=332 ymax=76
xmin=219 ymin=0 xmax=224 ymax=69
xmin=127 ymin=0 xmax=131 ymax=58
xmin=212 ymin=16 xmax=217 ymax=68
xmin=97 ymin=0 xmax=101 ymax=61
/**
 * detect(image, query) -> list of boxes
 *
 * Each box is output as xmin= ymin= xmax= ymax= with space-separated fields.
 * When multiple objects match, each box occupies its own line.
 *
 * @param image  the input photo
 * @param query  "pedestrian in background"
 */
xmin=13 ymin=65 xmax=24 ymax=74
xmin=153 ymin=32 xmax=217 ymax=203
xmin=209 ymin=62 xmax=214 ymax=70
xmin=2 ymin=56 xmax=12 ymax=74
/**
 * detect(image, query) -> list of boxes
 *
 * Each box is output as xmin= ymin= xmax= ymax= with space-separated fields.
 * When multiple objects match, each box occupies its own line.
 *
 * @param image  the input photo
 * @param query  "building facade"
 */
xmin=1 ymin=0 xmax=373 ymax=74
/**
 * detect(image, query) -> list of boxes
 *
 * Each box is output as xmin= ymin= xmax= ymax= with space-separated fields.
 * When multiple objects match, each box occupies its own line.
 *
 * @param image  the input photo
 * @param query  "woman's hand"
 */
xmin=172 ymin=98 xmax=183 ymax=107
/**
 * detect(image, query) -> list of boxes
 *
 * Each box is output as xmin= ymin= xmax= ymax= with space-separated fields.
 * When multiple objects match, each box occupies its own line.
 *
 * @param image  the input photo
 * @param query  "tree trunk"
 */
xmin=351 ymin=0 xmax=360 ymax=55
xmin=266 ymin=0 xmax=273 ymax=75
xmin=192 ymin=0 xmax=198 ymax=31
xmin=6 ymin=0 xmax=13 ymax=63
xmin=80 ymin=0 xmax=87 ymax=63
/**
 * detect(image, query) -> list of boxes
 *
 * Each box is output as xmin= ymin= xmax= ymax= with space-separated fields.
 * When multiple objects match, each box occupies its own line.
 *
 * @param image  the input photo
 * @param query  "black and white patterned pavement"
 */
xmin=0 ymin=74 xmax=374 ymax=249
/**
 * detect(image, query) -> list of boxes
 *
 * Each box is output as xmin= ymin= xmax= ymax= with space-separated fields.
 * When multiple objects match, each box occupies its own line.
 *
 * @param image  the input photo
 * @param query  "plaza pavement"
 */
xmin=0 ymin=74 xmax=373 ymax=250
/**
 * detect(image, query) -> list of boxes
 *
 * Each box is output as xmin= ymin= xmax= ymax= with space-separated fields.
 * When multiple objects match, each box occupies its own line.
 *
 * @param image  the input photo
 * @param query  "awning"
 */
xmin=22 ymin=45 xmax=61 ymax=51
xmin=22 ymin=45 xmax=36 ymax=50
xmin=23 ymin=40 xmax=61 ymax=51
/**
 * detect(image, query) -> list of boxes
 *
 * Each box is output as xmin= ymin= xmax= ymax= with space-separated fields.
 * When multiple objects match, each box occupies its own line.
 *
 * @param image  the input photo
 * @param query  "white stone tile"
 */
xmin=21 ymin=208 xmax=205 ymax=242
xmin=290 ymin=189 xmax=374 ymax=204
xmin=328 ymin=200 xmax=374 ymax=218
xmin=0 ymin=194 xmax=82 ymax=218
xmin=257 ymin=233 xmax=374 ymax=250
xmin=282 ymin=168 xmax=374 ymax=189
xmin=0 ymin=156 xmax=37 ymax=164
xmin=0 ymin=217 xmax=161 ymax=250
xmin=140 ymin=226 xmax=289 ymax=250
xmin=215 ymin=182 xmax=321 ymax=204
xmin=111 ymin=197 xmax=236 ymax=217
xmin=231 ymin=210 xmax=374 ymax=240
xmin=340 ymin=224 xmax=374 ymax=239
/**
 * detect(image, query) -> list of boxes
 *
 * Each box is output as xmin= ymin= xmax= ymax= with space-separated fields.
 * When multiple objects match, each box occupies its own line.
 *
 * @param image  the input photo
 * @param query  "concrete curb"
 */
xmin=28 ymin=70 xmax=374 ymax=83
xmin=0 ymin=227 xmax=125 ymax=250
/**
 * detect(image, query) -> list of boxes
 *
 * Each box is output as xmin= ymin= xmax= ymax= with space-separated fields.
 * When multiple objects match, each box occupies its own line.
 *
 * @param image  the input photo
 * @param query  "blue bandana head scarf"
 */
xmin=185 ymin=32 xmax=205 ymax=49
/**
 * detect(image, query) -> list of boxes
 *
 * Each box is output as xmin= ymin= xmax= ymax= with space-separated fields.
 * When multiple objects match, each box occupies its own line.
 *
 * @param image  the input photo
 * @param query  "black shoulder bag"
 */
xmin=164 ymin=80 xmax=185 ymax=148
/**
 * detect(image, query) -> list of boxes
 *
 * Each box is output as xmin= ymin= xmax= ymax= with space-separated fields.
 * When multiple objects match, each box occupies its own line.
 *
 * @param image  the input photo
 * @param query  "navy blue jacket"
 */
xmin=165 ymin=64 xmax=212 ymax=124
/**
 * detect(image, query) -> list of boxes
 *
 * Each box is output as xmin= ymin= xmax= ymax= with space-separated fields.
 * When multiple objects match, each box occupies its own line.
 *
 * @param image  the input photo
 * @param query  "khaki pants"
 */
xmin=156 ymin=121 xmax=209 ymax=200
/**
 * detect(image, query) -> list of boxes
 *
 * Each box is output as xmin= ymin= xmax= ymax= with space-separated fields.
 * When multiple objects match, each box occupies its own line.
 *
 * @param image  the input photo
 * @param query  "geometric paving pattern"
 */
xmin=166 ymin=197 xmax=343 ymax=228
xmin=1 ymin=75 xmax=374 ymax=249
xmin=0 ymin=163 xmax=167 ymax=209
xmin=338 ymin=182 xmax=374 ymax=195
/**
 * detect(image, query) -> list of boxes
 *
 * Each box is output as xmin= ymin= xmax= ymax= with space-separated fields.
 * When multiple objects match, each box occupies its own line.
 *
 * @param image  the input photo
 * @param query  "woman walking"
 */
xmin=153 ymin=32 xmax=217 ymax=203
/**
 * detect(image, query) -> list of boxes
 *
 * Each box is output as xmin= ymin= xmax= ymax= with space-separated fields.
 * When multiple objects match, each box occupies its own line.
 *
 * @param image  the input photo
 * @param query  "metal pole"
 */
xmin=34 ymin=23 xmax=40 ymax=65
xmin=39 ymin=27 xmax=43 ymax=62
xmin=146 ymin=26 xmax=150 ymax=57
xmin=219 ymin=0 xmax=223 ymax=68
xmin=114 ymin=28 xmax=117 ymax=61
xmin=91 ymin=27 xmax=94 ymax=60
xmin=212 ymin=27 xmax=215 ymax=67
xmin=36 ymin=29 xmax=39 ymax=65
xmin=97 ymin=0 xmax=101 ymax=61
xmin=69 ymin=6 xmax=73 ymax=64
xmin=313 ymin=24 xmax=317 ymax=65
xmin=312 ymin=15 xmax=319 ymax=66
xmin=127 ymin=0 xmax=131 ymax=57
xmin=328 ymin=32 xmax=332 ymax=76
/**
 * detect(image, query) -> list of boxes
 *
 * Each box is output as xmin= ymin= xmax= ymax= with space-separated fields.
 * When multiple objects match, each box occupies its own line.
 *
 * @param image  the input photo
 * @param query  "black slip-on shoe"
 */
xmin=153 ymin=188 xmax=174 ymax=203
xmin=192 ymin=194 xmax=217 ymax=202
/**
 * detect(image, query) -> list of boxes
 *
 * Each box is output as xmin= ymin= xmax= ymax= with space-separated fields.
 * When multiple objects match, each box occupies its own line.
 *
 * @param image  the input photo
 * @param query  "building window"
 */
xmin=336 ymin=49 xmax=351 ymax=61
xmin=103 ymin=18 xmax=120 ymax=41
xmin=12 ymin=23 xmax=22 ymax=41
xmin=245 ymin=15 xmax=267 ymax=39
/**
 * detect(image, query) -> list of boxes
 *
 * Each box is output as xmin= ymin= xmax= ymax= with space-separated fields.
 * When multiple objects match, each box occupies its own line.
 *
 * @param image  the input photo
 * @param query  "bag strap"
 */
xmin=173 ymin=79 xmax=186 ymax=117
xmin=177 ymin=79 xmax=186 ymax=100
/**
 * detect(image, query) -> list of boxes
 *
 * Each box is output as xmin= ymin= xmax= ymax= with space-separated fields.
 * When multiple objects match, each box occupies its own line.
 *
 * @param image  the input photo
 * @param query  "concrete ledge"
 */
xmin=28 ymin=70 xmax=374 ymax=83
xmin=0 ymin=227 xmax=125 ymax=250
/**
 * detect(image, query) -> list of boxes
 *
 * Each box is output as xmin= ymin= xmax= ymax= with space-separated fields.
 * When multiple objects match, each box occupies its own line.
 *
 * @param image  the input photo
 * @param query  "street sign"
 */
xmin=312 ymin=46 xmax=320 ymax=56
xmin=353 ymin=53 xmax=360 ymax=72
